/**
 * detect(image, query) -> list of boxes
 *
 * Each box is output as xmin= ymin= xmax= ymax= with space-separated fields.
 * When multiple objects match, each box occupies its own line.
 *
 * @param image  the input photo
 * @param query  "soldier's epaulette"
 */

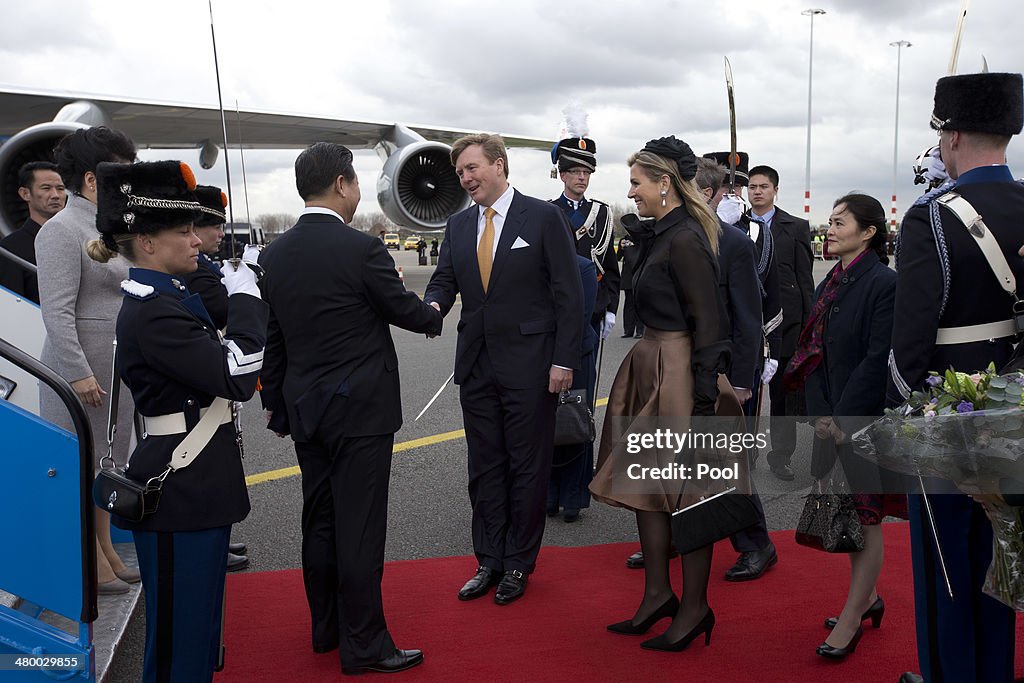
xmin=911 ymin=180 xmax=958 ymax=208
xmin=120 ymin=279 xmax=157 ymax=301
xmin=591 ymin=198 xmax=610 ymax=208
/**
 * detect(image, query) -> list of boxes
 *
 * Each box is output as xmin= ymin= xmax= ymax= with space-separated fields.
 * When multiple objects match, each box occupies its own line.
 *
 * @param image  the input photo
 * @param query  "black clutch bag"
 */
xmin=553 ymin=389 xmax=595 ymax=446
xmin=93 ymin=465 xmax=163 ymax=522
xmin=671 ymin=488 xmax=761 ymax=555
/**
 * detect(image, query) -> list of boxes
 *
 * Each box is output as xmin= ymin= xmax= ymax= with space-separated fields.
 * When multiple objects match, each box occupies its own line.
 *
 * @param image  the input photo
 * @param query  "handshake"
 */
xmin=220 ymin=244 xmax=264 ymax=299
xmin=425 ymin=301 xmax=441 ymax=339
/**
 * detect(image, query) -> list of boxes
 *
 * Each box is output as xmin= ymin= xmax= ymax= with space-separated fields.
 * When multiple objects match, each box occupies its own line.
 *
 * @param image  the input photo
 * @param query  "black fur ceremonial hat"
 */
xmin=702 ymin=152 xmax=750 ymax=186
xmin=552 ymin=137 xmax=597 ymax=173
xmin=194 ymin=184 xmax=227 ymax=227
xmin=930 ymin=72 xmax=1023 ymax=135
xmin=95 ymin=160 xmax=201 ymax=237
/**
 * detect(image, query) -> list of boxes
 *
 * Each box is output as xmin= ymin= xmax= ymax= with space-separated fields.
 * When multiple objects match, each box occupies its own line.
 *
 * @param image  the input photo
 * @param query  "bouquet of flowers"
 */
xmin=851 ymin=364 xmax=1024 ymax=611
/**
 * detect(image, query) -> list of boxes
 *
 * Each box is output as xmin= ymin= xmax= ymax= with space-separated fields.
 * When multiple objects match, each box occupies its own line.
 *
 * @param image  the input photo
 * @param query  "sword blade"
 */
xmin=415 ymin=372 xmax=454 ymax=421
xmin=918 ymin=475 xmax=955 ymax=599
xmin=947 ymin=0 xmax=972 ymax=75
xmin=726 ymin=56 xmax=738 ymax=190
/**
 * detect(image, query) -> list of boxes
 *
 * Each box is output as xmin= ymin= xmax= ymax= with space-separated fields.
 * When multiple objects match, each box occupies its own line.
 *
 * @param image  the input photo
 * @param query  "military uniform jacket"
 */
xmin=114 ymin=268 xmax=268 ymax=532
xmin=552 ymin=195 xmax=621 ymax=322
xmin=718 ymin=221 xmax=763 ymax=390
xmin=737 ymin=214 xmax=783 ymax=361
xmin=887 ymin=166 xmax=1024 ymax=406
xmin=182 ymin=253 xmax=228 ymax=329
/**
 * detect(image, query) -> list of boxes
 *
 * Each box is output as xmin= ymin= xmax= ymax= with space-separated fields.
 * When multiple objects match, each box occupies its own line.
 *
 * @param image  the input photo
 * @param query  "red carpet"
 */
xmin=220 ymin=523 xmax=1023 ymax=682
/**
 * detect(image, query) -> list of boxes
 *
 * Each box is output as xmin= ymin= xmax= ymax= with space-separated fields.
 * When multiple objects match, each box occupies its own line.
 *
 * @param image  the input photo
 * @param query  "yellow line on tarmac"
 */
xmin=245 ymin=398 xmax=608 ymax=487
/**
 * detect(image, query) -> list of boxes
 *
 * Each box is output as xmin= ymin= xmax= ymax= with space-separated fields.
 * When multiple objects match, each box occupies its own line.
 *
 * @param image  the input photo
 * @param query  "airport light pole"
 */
xmin=890 ymin=40 xmax=912 ymax=228
xmin=801 ymin=8 xmax=826 ymax=222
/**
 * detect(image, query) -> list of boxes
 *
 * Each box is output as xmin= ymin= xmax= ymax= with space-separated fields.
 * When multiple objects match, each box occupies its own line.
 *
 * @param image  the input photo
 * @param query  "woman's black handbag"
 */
xmin=553 ymin=389 xmax=595 ymax=446
xmin=671 ymin=489 xmax=761 ymax=555
xmin=795 ymin=480 xmax=865 ymax=553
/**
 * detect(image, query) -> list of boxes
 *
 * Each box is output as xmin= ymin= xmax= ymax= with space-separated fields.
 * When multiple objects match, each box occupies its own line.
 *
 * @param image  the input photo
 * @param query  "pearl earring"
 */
xmin=660 ymin=189 xmax=667 ymax=208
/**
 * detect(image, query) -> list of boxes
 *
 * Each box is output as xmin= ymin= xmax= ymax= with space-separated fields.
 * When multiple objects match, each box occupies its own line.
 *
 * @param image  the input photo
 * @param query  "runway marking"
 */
xmin=245 ymin=398 xmax=608 ymax=487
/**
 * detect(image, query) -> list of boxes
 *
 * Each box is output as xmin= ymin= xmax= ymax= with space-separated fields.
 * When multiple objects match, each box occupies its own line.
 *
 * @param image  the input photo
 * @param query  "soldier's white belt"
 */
xmin=142 ymin=404 xmax=232 ymax=437
xmin=935 ymin=319 xmax=1017 ymax=345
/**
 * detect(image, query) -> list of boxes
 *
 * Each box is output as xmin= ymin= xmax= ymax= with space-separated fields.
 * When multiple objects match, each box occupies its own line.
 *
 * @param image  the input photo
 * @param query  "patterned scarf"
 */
xmin=783 ymin=252 xmax=867 ymax=391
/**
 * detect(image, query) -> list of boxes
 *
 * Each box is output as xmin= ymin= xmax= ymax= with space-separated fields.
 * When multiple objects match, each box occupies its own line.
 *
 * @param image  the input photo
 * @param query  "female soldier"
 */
xmin=88 ymin=159 xmax=267 ymax=682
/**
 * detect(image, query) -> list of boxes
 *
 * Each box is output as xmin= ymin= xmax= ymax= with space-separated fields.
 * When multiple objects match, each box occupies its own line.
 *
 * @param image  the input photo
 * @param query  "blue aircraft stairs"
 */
xmin=0 ymin=336 xmax=141 ymax=681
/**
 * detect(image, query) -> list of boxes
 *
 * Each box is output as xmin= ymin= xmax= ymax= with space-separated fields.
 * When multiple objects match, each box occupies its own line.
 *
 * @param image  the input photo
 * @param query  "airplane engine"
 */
xmin=0 ymin=120 xmax=88 ymax=237
xmin=377 ymin=140 xmax=471 ymax=231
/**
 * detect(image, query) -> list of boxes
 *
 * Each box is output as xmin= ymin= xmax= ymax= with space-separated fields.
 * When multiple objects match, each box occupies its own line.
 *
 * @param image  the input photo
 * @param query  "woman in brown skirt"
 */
xmin=590 ymin=136 xmax=740 ymax=652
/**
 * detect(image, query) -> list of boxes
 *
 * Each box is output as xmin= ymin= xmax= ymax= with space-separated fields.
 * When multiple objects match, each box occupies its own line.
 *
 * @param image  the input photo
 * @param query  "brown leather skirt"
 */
xmin=589 ymin=328 xmax=743 ymax=513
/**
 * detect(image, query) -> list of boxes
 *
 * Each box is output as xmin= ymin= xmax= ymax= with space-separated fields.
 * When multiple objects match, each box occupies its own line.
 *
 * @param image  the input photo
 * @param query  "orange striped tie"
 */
xmin=478 ymin=207 xmax=496 ymax=292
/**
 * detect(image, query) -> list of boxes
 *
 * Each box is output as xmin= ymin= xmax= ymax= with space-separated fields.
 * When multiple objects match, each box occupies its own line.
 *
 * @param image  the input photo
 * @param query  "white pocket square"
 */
xmin=511 ymin=237 xmax=530 ymax=250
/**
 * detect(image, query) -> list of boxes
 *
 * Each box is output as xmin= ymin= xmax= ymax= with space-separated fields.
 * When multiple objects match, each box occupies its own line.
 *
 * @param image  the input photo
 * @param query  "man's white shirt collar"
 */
xmin=302 ymin=206 xmax=346 ymax=222
xmin=479 ymin=184 xmax=515 ymax=220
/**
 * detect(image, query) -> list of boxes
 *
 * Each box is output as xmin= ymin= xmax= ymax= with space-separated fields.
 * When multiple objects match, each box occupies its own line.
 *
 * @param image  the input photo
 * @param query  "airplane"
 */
xmin=0 ymin=85 xmax=553 ymax=237
xmin=0 ymin=85 xmax=553 ymax=414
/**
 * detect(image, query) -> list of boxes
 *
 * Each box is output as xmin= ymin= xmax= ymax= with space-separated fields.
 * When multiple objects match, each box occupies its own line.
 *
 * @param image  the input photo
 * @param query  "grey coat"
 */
xmin=36 ymin=194 xmax=134 ymax=468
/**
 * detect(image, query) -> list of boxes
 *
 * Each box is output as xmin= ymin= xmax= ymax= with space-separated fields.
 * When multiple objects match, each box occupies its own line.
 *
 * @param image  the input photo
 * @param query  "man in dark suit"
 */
xmin=888 ymin=72 xmax=1023 ymax=683
xmin=0 ymin=161 xmax=65 ymax=303
xmin=425 ymin=133 xmax=583 ymax=605
xmin=259 ymin=142 xmax=440 ymax=675
xmin=748 ymin=164 xmax=814 ymax=481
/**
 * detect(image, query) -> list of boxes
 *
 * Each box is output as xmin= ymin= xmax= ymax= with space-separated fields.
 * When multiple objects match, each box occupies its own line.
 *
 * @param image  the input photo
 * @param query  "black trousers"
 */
xmin=767 ymin=354 xmax=800 ymax=465
xmin=459 ymin=348 xmax=557 ymax=574
xmin=294 ymin=403 xmax=396 ymax=669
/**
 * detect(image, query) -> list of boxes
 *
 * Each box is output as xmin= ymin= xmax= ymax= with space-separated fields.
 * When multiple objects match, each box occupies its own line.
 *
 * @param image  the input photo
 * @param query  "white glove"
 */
xmin=761 ymin=358 xmax=779 ymax=385
xmin=221 ymin=260 xmax=261 ymax=299
xmin=716 ymin=194 xmax=746 ymax=226
xmin=242 ymin=244 xmax=262 ymax=265
xmin=601 ymin=312 xmax=616 ymax=339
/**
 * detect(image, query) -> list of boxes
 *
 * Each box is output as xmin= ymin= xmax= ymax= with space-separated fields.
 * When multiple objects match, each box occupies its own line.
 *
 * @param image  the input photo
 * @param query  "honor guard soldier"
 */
xmin=888 ymin=72 xmax=1024 ymax=683
xmin=182 ymin=183 xmax=251 ymax=571
xmin=88 ymin=160 xmax=267 ymax=682
xmin=550 ymin=134 xmax=621 ymax=340
xmin=704 ymin=152 xmax=783 ymax=432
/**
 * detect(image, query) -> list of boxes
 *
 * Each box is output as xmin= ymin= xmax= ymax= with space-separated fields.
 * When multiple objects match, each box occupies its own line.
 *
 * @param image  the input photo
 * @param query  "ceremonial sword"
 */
xmin=725 ymin=56 xmax=738 ymax=193
xmin=947 ymin=0 xmax=972 ymax=76
xmin=415 ymin=372 xmax=454 ymax=421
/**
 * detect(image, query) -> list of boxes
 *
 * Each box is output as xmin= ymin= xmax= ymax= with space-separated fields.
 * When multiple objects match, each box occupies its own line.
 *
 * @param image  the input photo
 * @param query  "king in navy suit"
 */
xmin=425 ymin=133 xmax=583 ymax=605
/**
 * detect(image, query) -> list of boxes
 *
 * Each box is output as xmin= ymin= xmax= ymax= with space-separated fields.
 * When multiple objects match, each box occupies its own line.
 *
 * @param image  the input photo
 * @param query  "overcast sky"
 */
xmin=1 ymin=0 xmax=1020 ymax=228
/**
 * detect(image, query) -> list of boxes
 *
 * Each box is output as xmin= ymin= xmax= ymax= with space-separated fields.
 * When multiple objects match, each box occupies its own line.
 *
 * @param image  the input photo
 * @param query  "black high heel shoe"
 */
xmin=607 ymin=594 xmax=680 ymax=635
xmin=816 ymin=625 xmax=863 ymax=660
xmin=640 ymin=608 xmax=715 ymax=652
xmin=823 ymin=596 xmax=884 ymax=630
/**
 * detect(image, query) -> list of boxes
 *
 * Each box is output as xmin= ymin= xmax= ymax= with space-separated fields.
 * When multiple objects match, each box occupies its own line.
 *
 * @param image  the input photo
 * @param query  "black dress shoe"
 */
xmin=494 ymin=570 xmax=527 ymax=605
xmin=312 ymin=642 xmax=338 ymax=654
xmin=724 ymin=543 xmax=777 ymax=581
xmin=342 ymin=648 xmax=424 ymax=675
xmin=226 ymin=552 xmax=250 ymax=572
xmin=769 ymin=463 xmax=796 ymax=481
xmin=898 ymin=673 xmax=924 ymax=683
xmin=607 ymin=594 xmax=679 ymax=635
xmin=634 ymin=332 xmax=644 ymax=338
xmin=640 ymin=608 xmax=715 ymax=652
xmin=824 ymin=596 xmax=885 ymax=630
xmin=458 ymin=566 xmax=500 ymax=601
xmin=625 ymin=548 xmax=679 ymax=569
xmin=228 ymin=542 xmax=247 ymax=555
xmin=563 ymin=509 xmax=580 ymax=523
xmin=546 ymin=504 xmax=560 ymax=518
xmin=816 ymin=625 xmax=863 ymax=660
xmin=621 ymin=332 xmax=634 ymax=338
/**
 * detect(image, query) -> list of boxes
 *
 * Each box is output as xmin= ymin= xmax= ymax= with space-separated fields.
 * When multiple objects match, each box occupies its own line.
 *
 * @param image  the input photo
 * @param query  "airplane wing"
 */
xmin=0 ymin=86 xmax=552 ymax=150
